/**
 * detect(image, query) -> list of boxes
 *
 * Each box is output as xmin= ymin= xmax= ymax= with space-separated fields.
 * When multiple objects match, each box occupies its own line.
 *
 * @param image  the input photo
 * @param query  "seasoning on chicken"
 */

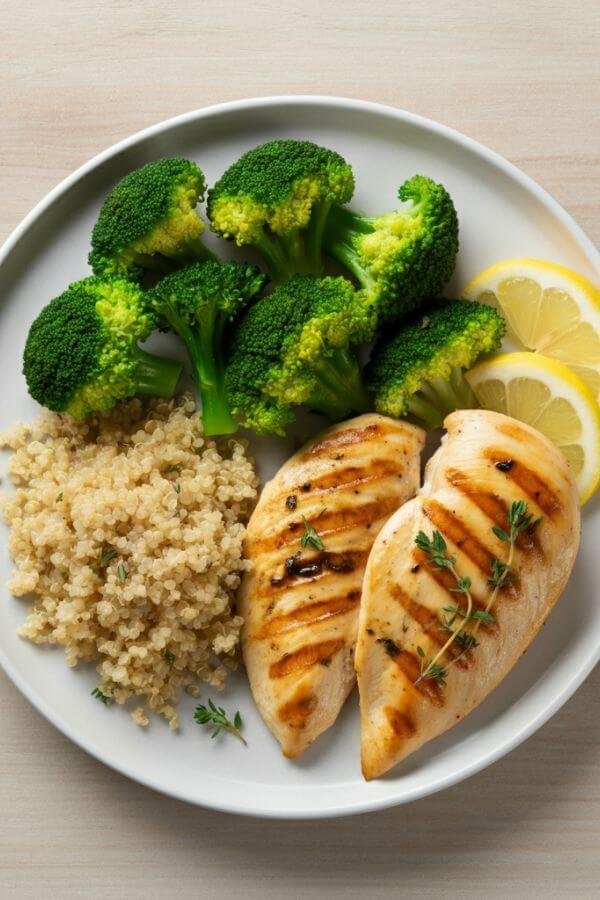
xmin=239 ymin=413 xmax=425 ymax=758
xmin=356 ymin=409 xmax=580 ymax=780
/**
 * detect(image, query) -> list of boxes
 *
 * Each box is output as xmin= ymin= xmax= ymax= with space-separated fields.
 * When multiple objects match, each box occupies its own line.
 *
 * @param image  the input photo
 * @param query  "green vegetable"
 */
xmin=365 ymin=299 xmax=505 ymax=429
xmin=89 ymin=157 xmax=214 ymax=281
xmin=207 ymin=140 xmax=354 ymax=282
xmin=225 ymin=275 xmax=373 ymax=435
xmin=23 ymin=277 xmax=182 ymax=419
xmin=147 ymin=260 xmax=268 ymax=435
xmin=322 ymin=174 xmax=459 ymax=328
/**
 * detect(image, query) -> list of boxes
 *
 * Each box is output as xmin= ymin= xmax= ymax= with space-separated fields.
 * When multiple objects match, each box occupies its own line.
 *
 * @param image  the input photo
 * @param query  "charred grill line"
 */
xmin=485 ymin=446 xmax=561 ymax=516
xmin=269 ymin=639 xmax=345 ymax=679
xmin=259 ymin=591 xmax=360 ymax=638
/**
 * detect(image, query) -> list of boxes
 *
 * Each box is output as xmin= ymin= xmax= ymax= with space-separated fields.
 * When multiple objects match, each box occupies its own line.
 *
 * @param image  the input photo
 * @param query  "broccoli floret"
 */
xmin=365 ymin=299 xmax=505 ymax=429
xmin=89 ymin=157 xmax=215 ymax=281
xmin=225 ymin=275 xmax=374 ymax=435
xmin=323 ymin=174 xmax=459 ymax=328
xmin=207 ymin=140 xmax=354 ymax=283
xmin=147 ymin=261 xmax=268 ymax=435
xmin=23 ymin=277 xmax=183 ymax=418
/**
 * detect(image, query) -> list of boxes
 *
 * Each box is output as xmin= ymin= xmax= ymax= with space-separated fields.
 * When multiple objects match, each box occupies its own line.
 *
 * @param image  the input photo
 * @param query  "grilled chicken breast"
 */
xmin=356 ymin=409 xmax=580 ymax=780
xmin=240 ymin=413 xmax=425 ymax=758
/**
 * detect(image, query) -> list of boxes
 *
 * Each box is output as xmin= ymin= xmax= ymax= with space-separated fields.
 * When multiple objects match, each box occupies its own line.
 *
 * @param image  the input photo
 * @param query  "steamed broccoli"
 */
xmin=225 ymin=275 xmax=374 ymax=435
xmin=23 ymin=277 xmax=183 ymax=419
xmin=365 ymin=299 xmax=505 ymax=429
xmin=207 ymin=140 xmax=354 ymax=282
xmin=147 ymin=261 xmax=268 ymax=435
xmin=89 ymin=157 xmax=215 ymax=281
xmin=322 ymin=174 xmax=459 ymax=328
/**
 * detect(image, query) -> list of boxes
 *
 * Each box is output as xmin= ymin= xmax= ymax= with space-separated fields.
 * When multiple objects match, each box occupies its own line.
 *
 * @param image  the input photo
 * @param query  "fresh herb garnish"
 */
xmin=164 ymin=648 xmax=175 ymax=669
xmin=483 ymin=500 xmax=542 ymax=621
xmin=117 ymin=563 xmax=128 ymax=583
xmin=90 ymin=546 xmax=118 ymax=573
xmin=492 ymin=499 xmax=542 ymax=544
xmin=56 ymin=492 xmax=63 ymax=503
xmin=414 ymin=529 xmax=475 ymax=684
xmin=91 ymin=687 xmax=111 ymax=705
xmin=300 ymin=515 xmax=324 ymax=552
xmin=100 ymin=547 xmax=117 ymax=567
xmin=442 ymin=605 xmax=496 ymax=625
xmin=173 ymin=482 xmax=181 ymax=494
xmin=193 ymin=700 xmax=246 ymax=745
xmin=413 ymin=500 xmax=542 ymax=688
xmin=489 ymin=558 xmax=511 ymax=589
xmin=416 ymin=646 xmax=447 ymax=685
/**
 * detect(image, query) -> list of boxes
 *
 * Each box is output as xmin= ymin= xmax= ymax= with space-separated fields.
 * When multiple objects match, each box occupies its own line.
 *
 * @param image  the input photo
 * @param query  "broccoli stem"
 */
xmin=304 ymin=200 xmax=331 ymax=275
xmin=127 ymin=251 xmax=176 ymax=274
xmin=159 ymin=305 xmax=236 ymax=436
xmin=194 ymin=324 xmax=237 ymax=436
xmin=255 ymin=216 xmax=326 ymax=283
xmin=168 ymin=237 xmax=217 ymax=265
xmin=308 ymin=347 xmax=370 ymax=421
xmin=253 ymin=234 xmax=297 ymax=283
xmin=407 ymin=367 xmax=478 ymax=429
xmin=133 ymin=346 xmax=183 ymax=398
xmin=322 ymin=205 xmax=374 ymax=289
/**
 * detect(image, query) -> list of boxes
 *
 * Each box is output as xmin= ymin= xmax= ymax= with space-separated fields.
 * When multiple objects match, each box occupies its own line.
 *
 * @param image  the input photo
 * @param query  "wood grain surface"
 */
xmin=1 ymin=1 xmax=599 ymax=897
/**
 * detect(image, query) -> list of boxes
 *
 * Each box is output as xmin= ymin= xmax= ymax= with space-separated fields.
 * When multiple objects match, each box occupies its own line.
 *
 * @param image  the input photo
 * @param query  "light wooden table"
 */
xmin=1 ymin=2 xmax=599 ymax=897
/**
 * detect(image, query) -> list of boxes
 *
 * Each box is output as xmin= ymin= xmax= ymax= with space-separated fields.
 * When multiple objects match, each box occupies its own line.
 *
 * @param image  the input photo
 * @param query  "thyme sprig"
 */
xmin=91 ymin=687 xmax=111 ymax=705
xmin=413 ymin=500 xmax=542 ymax=687
xmin=194 ymin=700 xmax=247 ymax=745
xmin=300 ymin=516 xmax=324 ymax=552
xmin=478 ymin=500 xmax=543 ymax=629
xmin=414 ymin=529 xmax=474 ymax=684
xmin=416 ymin=646 xmax=447 ymax=685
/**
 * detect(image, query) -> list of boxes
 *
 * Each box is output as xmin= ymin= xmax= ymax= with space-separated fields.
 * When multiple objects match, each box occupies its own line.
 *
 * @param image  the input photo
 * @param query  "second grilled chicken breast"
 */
xmin=356 ymin=409 xmax=580 ymax=780
xmin=240 ymin=413 xmax=425 ymax=758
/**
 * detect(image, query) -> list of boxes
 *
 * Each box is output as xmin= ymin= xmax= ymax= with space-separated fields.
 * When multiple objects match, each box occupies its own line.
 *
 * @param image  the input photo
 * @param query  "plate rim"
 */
xmin=0 ymin=94 xmax=598 ymax=819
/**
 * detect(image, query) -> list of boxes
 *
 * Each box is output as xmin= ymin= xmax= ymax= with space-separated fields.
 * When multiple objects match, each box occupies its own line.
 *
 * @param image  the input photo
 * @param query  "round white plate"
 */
xmin=0 ymin=96 xmax=598 ymax=819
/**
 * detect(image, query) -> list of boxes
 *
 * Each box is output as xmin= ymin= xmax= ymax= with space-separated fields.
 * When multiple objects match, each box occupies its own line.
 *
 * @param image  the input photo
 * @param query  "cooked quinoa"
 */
xmin=0 ymin=395 xmax=258 ymax=728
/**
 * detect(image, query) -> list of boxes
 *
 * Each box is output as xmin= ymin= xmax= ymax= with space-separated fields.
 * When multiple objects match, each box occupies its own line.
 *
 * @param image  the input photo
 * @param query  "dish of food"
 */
xmin=0 ymin=96 xmax=598 ymax=818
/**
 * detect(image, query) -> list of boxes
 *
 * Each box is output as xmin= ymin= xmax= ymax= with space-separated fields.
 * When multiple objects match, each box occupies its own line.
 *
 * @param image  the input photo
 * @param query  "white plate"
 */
xmin=0 ymin=96 xmax=598 ymax=819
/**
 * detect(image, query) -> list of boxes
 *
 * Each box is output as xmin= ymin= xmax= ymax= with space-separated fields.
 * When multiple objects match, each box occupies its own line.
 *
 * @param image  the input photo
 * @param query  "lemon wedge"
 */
xmin=462 ymin=258 xmax=600 ymax=401
xmin=466 ymin=351 xmax=600 ymax=503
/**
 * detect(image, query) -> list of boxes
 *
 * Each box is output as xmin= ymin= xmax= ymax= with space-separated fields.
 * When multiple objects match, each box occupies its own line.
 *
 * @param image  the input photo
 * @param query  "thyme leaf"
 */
xmin=91 ymin=687 xmax=111 ymax=705
xmin=300 ymin=516 xmax=324 ymax=552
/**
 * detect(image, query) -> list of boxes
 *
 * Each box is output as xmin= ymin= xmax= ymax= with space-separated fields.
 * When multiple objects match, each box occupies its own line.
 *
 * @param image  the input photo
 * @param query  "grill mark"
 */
xmin=251 ymin=497 xmax=399 ymax=555
xmin=485 ymin=449 xmax=561 ymax=516
xmin=413 ymin=549 xmax=497 ymax=622
xmin=278 ymin=693 xmax=317 ymax=728
xmin=385 ymin=707 xmax=416 ymax=739
xmin=391 ymin=650 xmax=445 ymax=707
xmin=496 ymin=421 xmax=534 ymax=443
xmin=423 ymin=499 xmax=495 ymax=574
xmin=446 ymin=469 xmax=541 ymax=554
xmin=269 ymin=639 xmax=345 ymax=679
xmin=266 ymin=548 xmax=368 ymax=591
xmin=259 ymin=591 xmax=360 ymax=638
xmin=301 ymin=459 xmax=403 ymax=494
xmin=389 ymin=583 xmax=469 ymax=668
xmin=307 ymin=423 xmax=386 ymax=457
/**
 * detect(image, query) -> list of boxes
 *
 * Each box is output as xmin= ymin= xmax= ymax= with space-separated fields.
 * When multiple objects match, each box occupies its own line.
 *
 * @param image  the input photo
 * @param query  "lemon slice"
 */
xmin=462 ymin=259 xmax=600 ymax=401
xmin=466 ymin=351 xmax=600 ymax=503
